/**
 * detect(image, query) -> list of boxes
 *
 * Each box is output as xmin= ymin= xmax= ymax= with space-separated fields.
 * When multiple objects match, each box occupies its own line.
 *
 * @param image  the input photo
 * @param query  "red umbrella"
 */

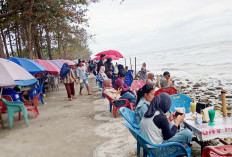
xmin=56 ymin=59 xmax=75 ymax=67
xmin=95 ymin=50 xmax=123 ymax=58
xmin=34 ymin=59 xmax=60 ymax=74
xmin=94 ymin=55 xmax=119 ymax=60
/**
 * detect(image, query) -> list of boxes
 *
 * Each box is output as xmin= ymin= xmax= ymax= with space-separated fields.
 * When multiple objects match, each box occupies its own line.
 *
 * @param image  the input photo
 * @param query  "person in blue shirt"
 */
xmin=134 ymin=84 xmax=155 ymax=125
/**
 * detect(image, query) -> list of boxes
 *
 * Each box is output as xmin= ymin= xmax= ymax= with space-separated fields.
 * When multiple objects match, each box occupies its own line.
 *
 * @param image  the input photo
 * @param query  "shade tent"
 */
xmin=48 ymin=60 xmax=63 ymax=69
xmin=7 ymin=57 xmax=46 ymax=74
xmin=34 ymin=59 xmax=60 ymax=75
xmin=0 ymin=58 xmax=38 ymax=87
xmin=95 ymin=50 xmax=123 ymax=58
xmin=56 ymin=59 xmax=75 ymax=67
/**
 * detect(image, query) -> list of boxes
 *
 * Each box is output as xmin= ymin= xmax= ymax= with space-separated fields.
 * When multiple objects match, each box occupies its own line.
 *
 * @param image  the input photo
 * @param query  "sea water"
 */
xmin=117 ymin=41 xmax=232 ymax=92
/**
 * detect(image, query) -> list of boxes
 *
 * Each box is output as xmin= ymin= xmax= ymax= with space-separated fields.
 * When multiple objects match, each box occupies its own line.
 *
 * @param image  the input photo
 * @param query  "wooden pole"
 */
xmin=221 ymin=90 xmax=227 ymax=117
xmin=157 ymin=75 xmax=161 ymax=88
xmin=135 ymin=57 xmax=137 ymax=77
xmin=130 ymin=58 xmax=132 ymax=70
xmin=124 ymin=58 xmax=126 ymax=67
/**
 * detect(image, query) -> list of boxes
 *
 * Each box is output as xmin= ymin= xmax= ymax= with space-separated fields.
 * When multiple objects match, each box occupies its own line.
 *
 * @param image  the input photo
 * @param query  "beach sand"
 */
xmin=0 ymin=75 xmax=201 ymax=157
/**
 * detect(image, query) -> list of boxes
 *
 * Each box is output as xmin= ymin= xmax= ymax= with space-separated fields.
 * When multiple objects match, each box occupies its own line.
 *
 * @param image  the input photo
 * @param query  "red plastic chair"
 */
xmin=202 ymin=145 xmax=232 ymax=157
xmin=103 ymin=92 xmax=134 ymax=118
xmin=154 ymin=87 xmax=177 ymax=97
xmin=24 ymin=93 xmax=40 ymax=118
xmin=0 ymin=95 xmax=13 ymax=113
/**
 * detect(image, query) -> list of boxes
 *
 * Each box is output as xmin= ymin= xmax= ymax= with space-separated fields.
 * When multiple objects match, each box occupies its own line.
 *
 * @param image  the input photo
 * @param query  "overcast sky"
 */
xmin=86 ymin=0 xmax=232 ymax=56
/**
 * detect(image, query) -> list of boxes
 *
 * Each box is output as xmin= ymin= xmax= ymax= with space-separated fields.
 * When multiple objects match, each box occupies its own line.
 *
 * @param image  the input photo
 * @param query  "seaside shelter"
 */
xmin=56 ymin=59 xmax=76 ymax=67
xmin=48 ymin=60 xmax=63 ymax=69
xmin=34 ymin=59 xmax=60 ymax=75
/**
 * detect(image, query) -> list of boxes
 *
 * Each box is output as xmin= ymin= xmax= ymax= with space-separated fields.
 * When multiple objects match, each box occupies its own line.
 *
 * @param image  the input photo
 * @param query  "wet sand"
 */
xmin=0 ymin=75 xmax=201 ymax=157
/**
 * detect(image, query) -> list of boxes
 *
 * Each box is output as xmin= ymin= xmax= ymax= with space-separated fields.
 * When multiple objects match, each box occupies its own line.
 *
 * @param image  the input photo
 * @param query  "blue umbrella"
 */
xmin=48 ymin=60 xmax=63 ymax=69
xmin=7 ymin=57 xmax=46 ymax=74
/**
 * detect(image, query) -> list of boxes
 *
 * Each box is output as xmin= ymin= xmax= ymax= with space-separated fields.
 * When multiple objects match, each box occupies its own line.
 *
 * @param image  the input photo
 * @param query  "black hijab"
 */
xmin=144 ymin=93 xmax=172 ymax=118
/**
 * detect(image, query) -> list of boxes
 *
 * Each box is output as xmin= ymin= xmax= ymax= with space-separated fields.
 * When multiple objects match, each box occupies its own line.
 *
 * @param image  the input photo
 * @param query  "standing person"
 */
xmin=140 ymin=93 xmax=192 ymax=157
xmin=76 ymin=61 xmax=91 ymax=95
xmin=104 ymin=58 xmax=114 ymax=79
xmin=98 ymin=66 xmax=108 ymax=80
xmin=156 ymin=71 xmax=174 ymax=88
xmin=140 ymin=62 xmax=148 ymax=81
xmin=60 ymin=63 xmax=78 ymax=101
xmin=97 ymin=54 xmax=105 ymax=74
xmin=134 ymin=84 xmax=155 ymax=125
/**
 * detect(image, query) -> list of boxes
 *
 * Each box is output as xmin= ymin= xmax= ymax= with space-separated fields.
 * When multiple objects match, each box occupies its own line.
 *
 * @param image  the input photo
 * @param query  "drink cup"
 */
xmin=190 ymin=102 xmax=196 ymax=114
xmin=208 ymin=110 xmax=215 ymax=126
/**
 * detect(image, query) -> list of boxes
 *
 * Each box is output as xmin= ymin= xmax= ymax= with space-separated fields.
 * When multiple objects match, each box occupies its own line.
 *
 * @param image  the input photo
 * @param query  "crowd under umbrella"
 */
xmin=48 ymin=60 xmax=63 ymax=69
xmin=95 ymin=50 xmax=124 ymax=58
xmin=0 ymin=58 xmax=38 ymax=95
xmin=56 ymin=59 xmax=76 ymax=67
xmin=34 ymin=59 xmax=60 ymax=75
xmin=7 ymin=57 xmax=46 ymax=74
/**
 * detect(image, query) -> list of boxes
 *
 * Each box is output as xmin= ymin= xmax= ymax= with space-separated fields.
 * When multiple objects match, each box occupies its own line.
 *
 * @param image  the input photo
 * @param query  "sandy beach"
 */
xmin=0 ymin=75 xmax=202 ymax=157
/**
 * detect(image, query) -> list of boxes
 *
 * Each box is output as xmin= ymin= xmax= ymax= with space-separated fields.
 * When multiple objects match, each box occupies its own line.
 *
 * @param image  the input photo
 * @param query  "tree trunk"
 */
xmin=16 ymin=27 xmax=23 ymax=57
xmin=7 ymin=28 xmax=14 ymax=57
xmin=57 ymin=33 xmax=61 ymax=59
xmin=34 ymin=28 xmax=42 ymax=59
xmin=14 ymin=28 xmax=20 ymax=57
xmin=0 ymin=32 xmax=5 ymax=58
xmin=39 ymin=27 xmax=43 ymax=58
xmin=1 ymin=29 xmax=9 ymax=58
xmin=62 ymin=45 xmax=66 ymax=59
xmin=45 ymin=27 xmax=52 ymax=59
xmin=27 ymin=0 xmax=34 ymax=59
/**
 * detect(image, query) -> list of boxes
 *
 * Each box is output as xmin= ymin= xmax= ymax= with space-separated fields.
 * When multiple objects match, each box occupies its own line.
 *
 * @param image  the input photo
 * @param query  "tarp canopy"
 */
xmin=7 ymin=57 xmax=46 ymax=74
xmin=34 ymin=59 xmax=60 ymax=75
xmin=56 ymin=59 xmax=76 ymax=67
xmin=48 ymin=60 xmax=63 ymax=69
xmin=0 ymin=58 xmax=38 ymax=87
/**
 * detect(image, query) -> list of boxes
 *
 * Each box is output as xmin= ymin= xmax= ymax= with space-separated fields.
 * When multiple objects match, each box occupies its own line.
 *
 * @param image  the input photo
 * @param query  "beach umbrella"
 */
xmin=56 ymin=59 xmax=76 ymax=67
xmin=48 ymin=60 xmax=63 ymax=69
xmin=95 ymin=50 xmax=123 ymax=58
xmin=0 ymin=58 xmax=38 ymax=88
xmin=7 ymin=57 xmax=46 ymax=74
xmin=94 ymin=55 xmax=119 ymax=60
xmin=34 ymin=59 xmax=60 ymax=74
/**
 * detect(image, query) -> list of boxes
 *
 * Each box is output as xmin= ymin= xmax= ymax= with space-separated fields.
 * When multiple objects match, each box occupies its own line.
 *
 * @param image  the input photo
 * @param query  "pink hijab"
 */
xmin=102 ymin=79 xmax=112 ymax=89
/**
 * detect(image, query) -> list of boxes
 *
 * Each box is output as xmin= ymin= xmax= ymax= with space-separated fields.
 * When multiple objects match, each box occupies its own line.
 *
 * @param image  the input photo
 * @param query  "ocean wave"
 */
xmin=198 ymin=60 xmax=232 ymax=66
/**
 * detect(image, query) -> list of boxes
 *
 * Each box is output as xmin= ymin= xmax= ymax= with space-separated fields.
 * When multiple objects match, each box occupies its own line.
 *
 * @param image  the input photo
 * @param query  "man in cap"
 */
xmin=156 ymin=71 xmax=174 ymax=88
xmin=97 ymin=54 xmax=105 ymax=74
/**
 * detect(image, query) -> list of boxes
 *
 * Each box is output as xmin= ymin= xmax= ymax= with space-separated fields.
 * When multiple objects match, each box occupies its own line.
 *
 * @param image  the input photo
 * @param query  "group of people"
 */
xmin=100 ymin=60 xmax=192 ymax=157
xmin=60 ymin=60 xmax=91 ymax=101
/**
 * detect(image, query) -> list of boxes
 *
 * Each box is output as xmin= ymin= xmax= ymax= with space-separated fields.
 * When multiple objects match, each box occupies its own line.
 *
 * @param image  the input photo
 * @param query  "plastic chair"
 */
xmin=0 ymin=95 xmax=13 ymax=113
xmin=103 ymin=92 xmax=134 ymax=118
xmin=169 ymin=94 xmax=192 ymax=114
xmin=95 ymin=75 xmax=103 ymax=91
xmin=123 ymin=123 xmax=191 ymax=157
xmin=30 ymin=80 xmax=44 ymax=105
xmin=154 ymin=87 xmax=177 ymax=97
xmin=2 ymin=88 xmax=23 ymax=101
xmin=124 ymin=70 xmax=134 ymax=87
xmin=202 ymin=145 xmax=232 ymax=157
xmin=119 ymin=107 xmax=141 ymax=156
xmin=24 ymin=93 xmax=40 ymax=118
xmin=0 ymin=98 xmax=29 ymax=129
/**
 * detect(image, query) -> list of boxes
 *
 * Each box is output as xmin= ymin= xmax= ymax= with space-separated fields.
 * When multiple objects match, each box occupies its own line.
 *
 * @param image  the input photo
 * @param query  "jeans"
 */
xmin=114 ymin=92 xmax=136 ymax=107
xmin=149 ymin=126 xmax=192 ymax=157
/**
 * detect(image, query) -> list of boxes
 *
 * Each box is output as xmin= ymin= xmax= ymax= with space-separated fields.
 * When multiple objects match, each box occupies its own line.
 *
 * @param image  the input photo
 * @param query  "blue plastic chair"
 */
xmin=2 ymin=88 xmax=23 ymax=102
xmin=119 ymin=107 xmax=141 ymax=156
xmin=169 ymin=94 xmax=192 ymax=114
xmin=124 ymin=70 xmax=134 ymax=87
xmin=95 ymin=75 xmax=103 ymax=91
xmin=30 ymin=80 xmax=44 ymax=105
xmin=123 ymin=123 xmax=191 ymax=157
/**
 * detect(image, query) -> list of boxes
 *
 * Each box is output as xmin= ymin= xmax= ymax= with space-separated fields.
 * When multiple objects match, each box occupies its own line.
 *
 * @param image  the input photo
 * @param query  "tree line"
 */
xmin=0 ymin=0 xmax=97 ymax=60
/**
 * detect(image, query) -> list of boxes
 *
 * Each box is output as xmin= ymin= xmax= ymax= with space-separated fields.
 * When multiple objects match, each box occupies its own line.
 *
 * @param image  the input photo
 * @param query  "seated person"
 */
xmin=98 ymin=66 xmax=108 ymax=80
xmin=146 ymin=73 xmax=156 ymax=87
xmin=156 ymin=71 xmax=174 ymax=88
xmin=113 ymin=70 xmax=136 ymax=107
xmin=104 ymin=78 xmax=136 ymax=107
xmin=140 ymin=93 xmax=192 ymax=157
xmin=134 ymin=84 xmax=155 ymax=125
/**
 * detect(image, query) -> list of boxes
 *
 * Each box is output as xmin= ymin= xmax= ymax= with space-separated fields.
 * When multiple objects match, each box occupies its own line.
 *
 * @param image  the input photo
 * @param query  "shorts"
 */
xmin=80 ymin=79 xmax=89 ymax=88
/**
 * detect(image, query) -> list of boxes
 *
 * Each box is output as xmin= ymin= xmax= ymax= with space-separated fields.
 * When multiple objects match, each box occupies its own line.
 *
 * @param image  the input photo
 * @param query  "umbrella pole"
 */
xmin=0 ymin=87 xmax=2 ymax=97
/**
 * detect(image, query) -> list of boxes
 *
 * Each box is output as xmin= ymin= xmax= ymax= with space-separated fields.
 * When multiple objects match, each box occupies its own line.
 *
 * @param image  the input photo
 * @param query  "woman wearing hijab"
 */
xmin=98 ymin=66 xmax=108 ymax=80
xmin=140 ymin=93 xmax=192 ymax=157
xmin=134 ymin=84 xmax=155 ymax=125
xmin=140 ymin=62 xmax=148 ymax=81
xmin=60 ymin=63 xmax=78 ymax=101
